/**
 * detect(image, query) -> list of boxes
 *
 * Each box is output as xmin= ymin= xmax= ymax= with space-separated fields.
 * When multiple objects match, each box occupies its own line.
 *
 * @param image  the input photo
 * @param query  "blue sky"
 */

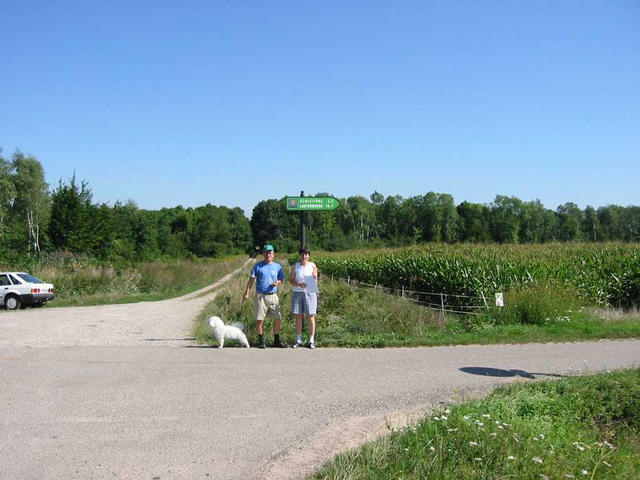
xmin=2 ymin=1 xmax=639 ymax=216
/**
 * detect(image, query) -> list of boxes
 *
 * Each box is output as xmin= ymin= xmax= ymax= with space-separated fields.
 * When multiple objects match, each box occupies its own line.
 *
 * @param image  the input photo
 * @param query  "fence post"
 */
xmin=481 ymin=291 xmax=488 ymax=308
xmin=402 ymin=286 xmax=405 ymax=298
xmin=440 ymin=292 xmax=445 ymax=313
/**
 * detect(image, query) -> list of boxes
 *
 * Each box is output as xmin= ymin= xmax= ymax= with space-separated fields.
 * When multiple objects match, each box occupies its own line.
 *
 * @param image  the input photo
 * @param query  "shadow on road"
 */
xmin=460 ymin=366 xmax=566 ymax=379
xmin=144 ymin=338 xmax=196 ymax=342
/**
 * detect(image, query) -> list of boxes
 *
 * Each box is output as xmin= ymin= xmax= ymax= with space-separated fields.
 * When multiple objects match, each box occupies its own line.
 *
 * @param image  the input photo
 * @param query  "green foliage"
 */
xmin=314 ymin=244 xmax=640 ymax=309
xmin=194 ymin=273 xmax=640 ymax=348
xmin=490 ymin=284 xmax=585 ymax=325
xmin=28 ymin=254 xmax=248 ymax=305
xmin=249 ymin=192 xmax=640 ymax=251
xmin=313 ymin=370 xmax=640 ymax=480
xmin=0 ymin=148 xmax=253 ymax=264
xmin=3 ymin=146 xmax=640 ymax=269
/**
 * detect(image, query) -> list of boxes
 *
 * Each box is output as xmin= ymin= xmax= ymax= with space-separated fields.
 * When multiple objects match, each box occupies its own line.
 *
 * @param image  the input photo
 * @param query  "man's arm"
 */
xmin=242 ymin=277 xmax=255 ymax=302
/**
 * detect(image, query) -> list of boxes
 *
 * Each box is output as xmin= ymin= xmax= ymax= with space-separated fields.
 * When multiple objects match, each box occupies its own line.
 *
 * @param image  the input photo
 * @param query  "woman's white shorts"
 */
xmin=291 ymin=291 xmax=317 ymax=315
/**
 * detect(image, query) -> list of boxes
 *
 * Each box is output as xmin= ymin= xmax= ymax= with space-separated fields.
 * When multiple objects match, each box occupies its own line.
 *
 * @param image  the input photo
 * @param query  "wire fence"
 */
xmin=328 ymin=275 xmax=503 ymax=316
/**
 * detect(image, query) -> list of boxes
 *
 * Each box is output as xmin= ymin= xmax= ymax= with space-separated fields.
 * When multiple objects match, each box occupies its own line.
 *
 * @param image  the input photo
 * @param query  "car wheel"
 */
xmin=5 ymin=295 xmax=21 ymax=310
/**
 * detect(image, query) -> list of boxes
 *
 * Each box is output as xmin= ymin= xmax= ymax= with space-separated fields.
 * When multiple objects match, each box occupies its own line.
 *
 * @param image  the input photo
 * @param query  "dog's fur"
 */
xmin=208 ymin=316 xmax=250 ymax=348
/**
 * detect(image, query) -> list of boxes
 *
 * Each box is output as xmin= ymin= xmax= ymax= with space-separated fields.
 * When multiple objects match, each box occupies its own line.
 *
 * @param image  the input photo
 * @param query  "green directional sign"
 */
xmin=286 ymin=196 xmax=340 ymax=211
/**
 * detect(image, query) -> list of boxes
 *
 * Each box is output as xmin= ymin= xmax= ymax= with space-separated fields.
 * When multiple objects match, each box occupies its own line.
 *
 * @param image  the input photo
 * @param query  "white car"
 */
xmin=0 ymin=272 xmax=55 ymax=310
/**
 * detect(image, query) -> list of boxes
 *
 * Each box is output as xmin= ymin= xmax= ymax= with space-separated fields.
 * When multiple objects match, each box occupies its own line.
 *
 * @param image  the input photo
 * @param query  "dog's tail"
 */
xmin=231 ymin=322 xmax=244 ymax=331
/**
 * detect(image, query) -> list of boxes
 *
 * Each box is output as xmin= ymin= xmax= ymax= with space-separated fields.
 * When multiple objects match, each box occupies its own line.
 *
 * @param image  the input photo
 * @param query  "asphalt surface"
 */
xmin=1 ymin=268 xmax=639 ymax=480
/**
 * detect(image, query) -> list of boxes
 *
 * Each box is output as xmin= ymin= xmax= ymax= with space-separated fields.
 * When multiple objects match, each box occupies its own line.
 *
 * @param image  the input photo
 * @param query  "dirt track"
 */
xmin=0 ymin=259 xmax=253 ymax=348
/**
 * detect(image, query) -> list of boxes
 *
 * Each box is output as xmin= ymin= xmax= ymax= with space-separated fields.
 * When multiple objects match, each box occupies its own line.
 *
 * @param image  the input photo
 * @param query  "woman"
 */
xmin=290 ymin=246 xmax=319 ymax=349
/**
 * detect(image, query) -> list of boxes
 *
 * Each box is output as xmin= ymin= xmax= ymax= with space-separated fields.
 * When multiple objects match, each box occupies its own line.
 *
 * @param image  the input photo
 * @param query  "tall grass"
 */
xmin=312 ymin=369 xmax=640 ymax=479
xmin=193 ymin=270 xmax=298 ymax=345
xmin=7 ymin=253 xmax=250 ymax=306
xmin=194 ymin=274 xmax=640 ymax=348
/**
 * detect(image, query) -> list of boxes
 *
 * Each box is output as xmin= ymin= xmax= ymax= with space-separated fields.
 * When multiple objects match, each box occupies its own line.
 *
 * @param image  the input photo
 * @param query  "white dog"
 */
xmin=208 ymin=316 xmax=250 ymax=348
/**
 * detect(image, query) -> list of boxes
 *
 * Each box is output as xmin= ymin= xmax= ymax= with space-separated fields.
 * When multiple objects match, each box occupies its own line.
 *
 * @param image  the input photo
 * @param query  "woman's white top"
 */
xmin=292 ymin=261 xmax=318 ymax=293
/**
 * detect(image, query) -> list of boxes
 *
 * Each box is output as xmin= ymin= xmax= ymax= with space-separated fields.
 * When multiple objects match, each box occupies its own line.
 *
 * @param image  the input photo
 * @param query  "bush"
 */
xmin=491 ymin=284 xmax=584 ymax=325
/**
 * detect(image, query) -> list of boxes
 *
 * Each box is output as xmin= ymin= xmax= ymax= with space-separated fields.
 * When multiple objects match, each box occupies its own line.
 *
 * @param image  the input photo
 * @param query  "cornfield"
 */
xmin=311 ymin=243 xmax=640 ymax=308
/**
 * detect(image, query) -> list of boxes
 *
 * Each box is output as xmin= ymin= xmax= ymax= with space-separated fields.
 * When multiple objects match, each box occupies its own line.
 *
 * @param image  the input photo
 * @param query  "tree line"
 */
xmin=0 ymin=150 xmax=251 ymax=263
xmin=251 ymin=192 xmax=640 ymax=251
xmin=2 ymin=149 xmax=639 ymax=264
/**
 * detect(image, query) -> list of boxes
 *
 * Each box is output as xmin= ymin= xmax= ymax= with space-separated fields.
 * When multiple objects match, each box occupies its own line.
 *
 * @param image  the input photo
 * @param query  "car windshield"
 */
xmin=17 ymin=273 xmax=44 ymax=284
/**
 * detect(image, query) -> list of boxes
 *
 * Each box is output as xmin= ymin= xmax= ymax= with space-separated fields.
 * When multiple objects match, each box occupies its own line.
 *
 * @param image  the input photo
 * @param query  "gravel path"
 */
xmin=0 ymin=259 xmax=253 ymax=348
xmin=1 ymin=263 xmax=639 ymax=480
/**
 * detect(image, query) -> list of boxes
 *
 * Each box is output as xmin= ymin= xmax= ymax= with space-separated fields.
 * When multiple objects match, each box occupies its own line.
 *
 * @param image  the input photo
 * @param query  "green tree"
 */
xmin=457 ymin=201 xmax=491 ymax=242
xmin=556 ymin=202 xmax=584 ymax=241
xmin=8 ymin=151 xmax=50 ymax=253
xmin=582 ymin=206 xmax=600 ymax=242
xmin=489 ymin=195 xmax=522 ymax=243
xmin=0 ymin=151 xmax=16 ymax=244
xmin=519 ymin=200 xmax=548 ymax=243
xmin=48 ymin=175 xmax=102 ymax=253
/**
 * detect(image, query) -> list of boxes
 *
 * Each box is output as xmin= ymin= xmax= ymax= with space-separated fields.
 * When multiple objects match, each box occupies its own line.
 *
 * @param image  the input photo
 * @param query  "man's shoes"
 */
xmin=273 ymin=340 xmax=288 ymax=348
xmin=258 ymin=341 xmax=266 ymax=349
xmin=292 ymin=341 xmax=303 ymax=349
xmin=308 ymin=342 xmax=316 ymax=349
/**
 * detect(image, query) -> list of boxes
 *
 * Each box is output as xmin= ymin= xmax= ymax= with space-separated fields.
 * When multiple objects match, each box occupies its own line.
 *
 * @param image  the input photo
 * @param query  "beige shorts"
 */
xmin=254 ymin=293 xmax=281 ymax=321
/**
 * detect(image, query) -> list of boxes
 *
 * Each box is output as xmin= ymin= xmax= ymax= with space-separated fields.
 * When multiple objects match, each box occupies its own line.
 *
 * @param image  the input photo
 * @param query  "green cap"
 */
xmin=263 ymin=244 xmax=275 ymax=252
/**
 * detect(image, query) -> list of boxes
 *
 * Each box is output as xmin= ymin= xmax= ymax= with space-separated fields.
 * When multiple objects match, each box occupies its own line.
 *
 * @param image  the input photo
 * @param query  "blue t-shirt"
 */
xmin=251 ymin=261 xmax=284 ymax=294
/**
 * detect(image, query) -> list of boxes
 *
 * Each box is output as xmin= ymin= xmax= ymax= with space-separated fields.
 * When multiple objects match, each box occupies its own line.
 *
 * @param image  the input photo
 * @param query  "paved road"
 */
xmin=1 ymin=268 xmax=639 ymax=479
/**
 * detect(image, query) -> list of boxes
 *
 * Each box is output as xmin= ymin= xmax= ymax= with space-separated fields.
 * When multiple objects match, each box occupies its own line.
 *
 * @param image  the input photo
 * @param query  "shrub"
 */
xmin=490 ymin=284 xmax=584 ymax=325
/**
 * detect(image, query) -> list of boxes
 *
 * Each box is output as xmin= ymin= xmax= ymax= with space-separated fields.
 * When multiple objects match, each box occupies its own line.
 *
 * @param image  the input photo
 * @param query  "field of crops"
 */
xmin=311 ymin=243 xmax=640 ymax=308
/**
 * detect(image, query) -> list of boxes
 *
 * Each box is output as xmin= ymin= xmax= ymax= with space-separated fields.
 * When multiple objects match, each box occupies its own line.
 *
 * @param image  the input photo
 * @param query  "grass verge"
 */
xmin=193 ymin=270 xmax=640 ymax=347
xmin=311 ymin=369 xmax=640 ymax=479
xmin=38 ymin=255 xmax=249 ymax=307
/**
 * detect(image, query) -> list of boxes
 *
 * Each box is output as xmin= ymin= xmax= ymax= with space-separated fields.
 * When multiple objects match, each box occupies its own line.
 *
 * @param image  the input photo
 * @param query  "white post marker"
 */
xmin=495 ymin=293 xmax=504 ymax=307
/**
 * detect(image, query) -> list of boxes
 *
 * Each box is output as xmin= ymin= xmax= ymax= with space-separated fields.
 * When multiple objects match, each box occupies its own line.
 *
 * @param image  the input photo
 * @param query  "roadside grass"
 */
xmin=33 ymin=255 xmax=249 ymax=307
xmin=311 ymin=369 xmax=640 ymax=480
xmin=193 ymin=270 xmax=297 ymax=345
xmin=193 ymin=270 xmax=640 ymax=347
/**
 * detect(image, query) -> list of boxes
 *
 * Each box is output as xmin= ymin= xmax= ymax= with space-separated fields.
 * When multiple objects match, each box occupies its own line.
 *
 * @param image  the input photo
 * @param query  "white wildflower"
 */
xmin=469 ymin=441 xmax=479 ymax=446
xmin=540 ymin=475 xmax=550 ymax=480
xmin=447 ymin=428 xmax=458 ymax=432
xmin=497 ymin=425 xmax=504 ymax=429
xmin=474 ymin=458 xmax=483 ymax=462
xmin=490 ymin=432 xmax=498 ymax=437
xmin=433 ymin=416 xmax=440 ymax=421
xmin=581 ymin=470 xmax=588 ymax=476
xmin=441 ymin=415 xmax=448 ymax=421
xmin=463 ymin=415 xmax=470 ymax=421
xmin=444 ymin=408 xmax=451 ymax=414
xmin=603 ymin=461 xmax=611 ymax=467
xmin=513 ymin=433 xmax=520 ymax=442
xmin=573 ymin=442 xmax=585 ymax=451
xmin=429 ymin=446 xmax=435 ymax=452
xmin=482 ymin=414 xmax=491 ymax=418
xmin=532 ymin=457 xmax=543 ymax=464
xmin=563 ymin=475 xmax=575 ymax=479
xmin=507 ymin=455 xmax=515 ymax=460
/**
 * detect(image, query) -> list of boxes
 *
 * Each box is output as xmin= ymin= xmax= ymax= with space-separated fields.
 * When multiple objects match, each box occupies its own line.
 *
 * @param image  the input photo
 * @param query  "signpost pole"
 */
xmin=300 ymin=190 xmax=306 ymax=249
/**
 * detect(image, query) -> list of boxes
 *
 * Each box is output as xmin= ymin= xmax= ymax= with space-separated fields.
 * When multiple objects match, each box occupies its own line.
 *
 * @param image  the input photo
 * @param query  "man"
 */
xmin=242 ymin=244 xmax=287 ymax=348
